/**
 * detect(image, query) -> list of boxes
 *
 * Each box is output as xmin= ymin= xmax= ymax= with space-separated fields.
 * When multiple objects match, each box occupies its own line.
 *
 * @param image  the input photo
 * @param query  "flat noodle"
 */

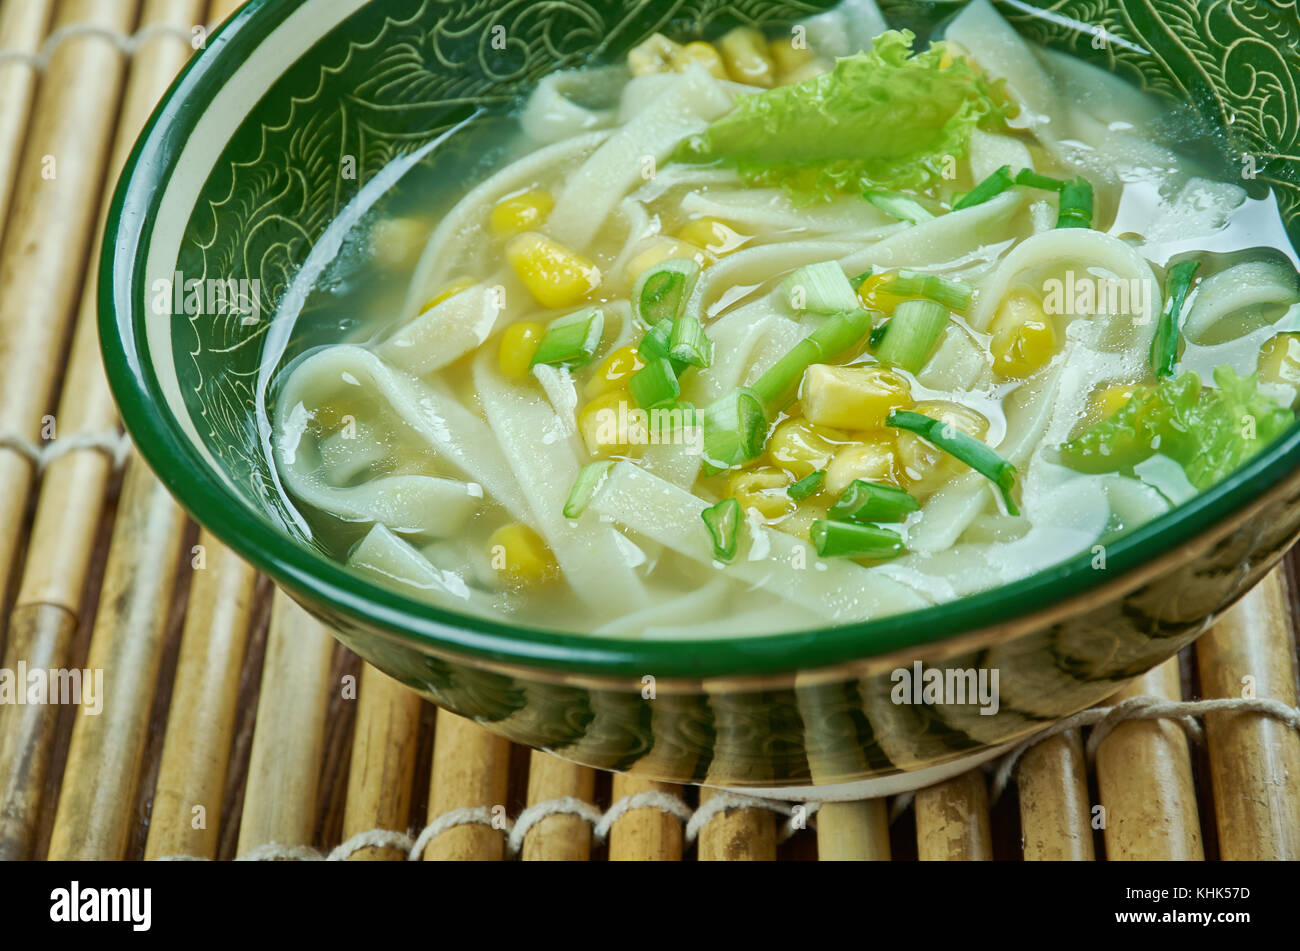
xmin=403 ymin=129 xmax=612 ymax=317
xmin=275 ymin=345 xmax=529 ymax=521
xmin=967 ymin=228 xmax=1159 ymax=351
xmin=678 ymin=187 xmax=897 ymax=236
xmin=349 ymin=524 xmax=502 ymax=618
xmin=520 ymin=66 xmax=624 ymax=143
xmin=377 ymin=284 xmax=503 ymax=376
xmin=590 ymin=462 xmax=931 ymax=624
xmin=547 ymin=67 xmax=735 ymax=251
xmin=1182 ymin=260 xmax=1300 ymax=343
xmin=472 ymin=350 xmax=650 ymax=615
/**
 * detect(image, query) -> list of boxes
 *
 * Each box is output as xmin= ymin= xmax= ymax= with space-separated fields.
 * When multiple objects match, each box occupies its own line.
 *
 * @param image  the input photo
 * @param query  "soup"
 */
xmin=268 ymin=0 xmax=1300 ymax=638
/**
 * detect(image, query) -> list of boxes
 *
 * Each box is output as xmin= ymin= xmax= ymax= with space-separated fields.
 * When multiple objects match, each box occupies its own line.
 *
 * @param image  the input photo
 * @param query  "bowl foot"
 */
xmin=714 ymin=737 xmax=1021 ymax=802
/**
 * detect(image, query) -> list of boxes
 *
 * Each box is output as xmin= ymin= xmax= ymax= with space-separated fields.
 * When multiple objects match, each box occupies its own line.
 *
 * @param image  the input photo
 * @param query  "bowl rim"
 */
xmin=101 ymin=0 xmax=1300 ymax=680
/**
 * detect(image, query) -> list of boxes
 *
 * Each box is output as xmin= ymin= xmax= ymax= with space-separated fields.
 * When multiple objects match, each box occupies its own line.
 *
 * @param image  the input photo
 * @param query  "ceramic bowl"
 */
xmin=101 ymin=0 xmax=1300 ymax=796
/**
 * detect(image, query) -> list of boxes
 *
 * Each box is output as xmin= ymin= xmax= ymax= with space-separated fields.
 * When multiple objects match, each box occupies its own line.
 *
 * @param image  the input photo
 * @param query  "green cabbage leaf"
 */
xmin=673 ymin=30 xmax=1014 ymax=201
xmin=1058 ymin=367 xmax=1294 ymax=490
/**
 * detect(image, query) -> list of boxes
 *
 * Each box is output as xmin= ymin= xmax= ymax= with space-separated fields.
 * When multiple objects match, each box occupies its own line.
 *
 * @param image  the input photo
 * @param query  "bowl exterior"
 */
xmin=291 ymin=466 xmax=1300 ymax=788
xmin=103 ymin=0 xmax=1300 ymax=788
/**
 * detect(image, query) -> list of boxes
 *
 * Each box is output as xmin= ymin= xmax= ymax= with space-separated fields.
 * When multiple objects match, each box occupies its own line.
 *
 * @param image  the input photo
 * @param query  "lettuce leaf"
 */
xmin=1058 ymin=367 xmax=1294 ymax=490
xmin=673 ymin=30 xmax=1014 ymax=201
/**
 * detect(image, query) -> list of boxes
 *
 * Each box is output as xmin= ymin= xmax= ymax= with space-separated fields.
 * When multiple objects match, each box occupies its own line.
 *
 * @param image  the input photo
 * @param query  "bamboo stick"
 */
xmin=421 ymin=711 xmax=511 ymax=861
xmin=697 ymin=787 xmax=777 ymax=860
xmin=521 ymin=752 xmax=596 ymax=861
xmin=45 ymin=457 xmax=188 ymax=859
xmin=816 ymin=800 xmax=891 ymax=860
xmin=1095 ymin=658 xmax=1204 ymax=860
xmin=1017 ymin=729 xmax=1095 ymax=860
xmin=608 ymin=774 xmax=683 ymax=860
xmin=208 ymin=0 xmax=246 ymax=25
xmin=0 ymin=602 xmax=78 ymax=860
xmin=0 ymin=0 xmax=137 ymax=607
xmin=235 ymin=591 xmax=336 ymax=856
xmin=144 ymin=531 xmax=256 ymax=859
xmin=0 ymin=0 xmax=200 ymax=864
xmin=340 ymin=663 xmax=423 ymax=860
xmin=915 ymin=769 xmax=993 ymax=860
xmin=0 ymin=0 xmax=53 ymax=238
xmin=1196 ymin=568 xmax=1300 ymax=860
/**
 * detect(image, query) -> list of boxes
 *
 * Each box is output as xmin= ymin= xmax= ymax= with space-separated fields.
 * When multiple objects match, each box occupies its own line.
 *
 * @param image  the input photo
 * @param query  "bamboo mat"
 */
xmin=1 ymin=1 xmax=1299 ymax=862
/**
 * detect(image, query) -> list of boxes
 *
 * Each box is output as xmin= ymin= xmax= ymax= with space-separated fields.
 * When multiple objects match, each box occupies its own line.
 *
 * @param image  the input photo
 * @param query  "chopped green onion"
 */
xmin=873 ymin=299 xmax=949 ymax=372
xmin=701 ymin=497 xmax=742 ymax=562
xmin=531 ymin=307 xmax=605 ymax=368
xmin=868 ymin=321 xmax=890 ymax=350
xmin=1013 ymin=168 xmax=1065 ymax=192
xmin=1055 ymin=176 xmax=1093 ymax=229
xmin=700 ymin=389 xmax=767 ymax=469
xmin=668 ymin=314 xmax=713 ymax=368
xmin=562 ymin=461 xmax=614 ymax=518
xmin=828 ymin=480 xmax=919 ymax=523
xmin=786 ymin=469 xmax=825 ymax=501
xmin=656 ymin=401 xmax=699 ymax=438
xmin=865 ymin=190 xmax=934 ymax=225
xmin=849 ymin=269 xmax=873 ymax=291
xmin=885 ymin=269 xmax=973 ymax=310
xmin=810 ymin=519 xmax=904 ymax=559
xmin=632 ymin=258 xmax=700 ymax=326
xmin=628 ymin=356 xmax=680 ymax=410
xmin=1149 ymin=259 xmax=1201 ymax=379
xmin=808 ymin=305 xmax=875 ymax=356
xmin=749 ymin=308 xmax=873 ymax=411
xmin=780 ymin=261 xmax=860 ymax=315
xmin=951 ymin=164 xmax=1012 ymax=211
xmin=887 ymin=409 xmax=1020 ymax=515
xmin=638 ymin=319 xmax=690 ymax=375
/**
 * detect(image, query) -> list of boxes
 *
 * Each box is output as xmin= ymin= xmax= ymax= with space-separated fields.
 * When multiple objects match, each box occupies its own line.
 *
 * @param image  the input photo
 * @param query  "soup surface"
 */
xmin=268 ymin=0 xmax=1300 ymax=637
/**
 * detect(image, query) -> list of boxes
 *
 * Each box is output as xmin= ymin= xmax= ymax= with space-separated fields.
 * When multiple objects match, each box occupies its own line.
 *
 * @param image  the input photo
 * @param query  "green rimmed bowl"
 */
xmin=101 ymin=0 xmax=1300 ymax=796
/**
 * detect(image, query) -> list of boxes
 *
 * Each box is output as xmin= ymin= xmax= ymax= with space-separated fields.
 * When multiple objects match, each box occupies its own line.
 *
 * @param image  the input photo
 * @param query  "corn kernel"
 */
xmin=488 ymin=523 xmax=558 ymax=586
xmin=578 ymin=389 xmax=635 ymax=458
xmin=801 ymin=364 xmax=913 ymax=430
xmin=727 ymin=466 xmax=795 ymax=520
xmin=498 ymin=321 xmax=545 ymax=381
xmin=370 ymin=216 xmax=428 ymax=271
xmin=671 ymin=41 xmax=729 ymax=80
xmin=766 ymin=417 xmax=845 ymax=479
xmin=623 ymin=236 xmax=711 ymax=285
xmin=1258 ymin=332 xmax=1300 ymax=391
xmin=718 ymin=27 xmax=776 ymax=88
xmin=628 ymin=33 xmax=681 ymax=76
xmin=675 ymin=217 xmax=748 ymax=256
xmin=1087 ymin=383 xmax=1142 ymax=422
xmin=489 ymin=188 xmax=554 ymax=238
xmin=774 ymin=503 xmax=826 ymax=540
xmin=991 ymin=290 xmax=1057 ymax=378
xmin=825 ymin=434 xmax=903 ymax=496
xmin=781 ymin=60 xmax=830 ymax=84
xmin=767 ymin=37 xmax=817 ymax=76
xmin=856 ymin=273 xmax=910 ymax=314
xmin=418 ymin=277 xmax=475 ymax=314
xmin=897 ymin=399 xmax=989 ymax=494
xmin=505 ymin=232 xmax=601 ymax=309
xmin=585 ymin=346 xmax=645 ymax=398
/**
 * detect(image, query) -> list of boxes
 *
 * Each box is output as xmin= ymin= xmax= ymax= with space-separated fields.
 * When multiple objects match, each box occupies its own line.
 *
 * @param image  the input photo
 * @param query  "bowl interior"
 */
xmin=103 ymin=0 xmax=1300 ymax=678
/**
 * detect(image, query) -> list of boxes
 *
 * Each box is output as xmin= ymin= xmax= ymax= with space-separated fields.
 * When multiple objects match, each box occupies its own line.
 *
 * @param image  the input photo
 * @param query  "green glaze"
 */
xmin=101 ymin=0 xmax=1300 ymax=788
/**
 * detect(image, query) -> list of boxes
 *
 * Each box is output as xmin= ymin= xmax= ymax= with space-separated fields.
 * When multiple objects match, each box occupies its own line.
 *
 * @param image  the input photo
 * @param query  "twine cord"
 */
xmin=0 ymin=22 xmax=213 ymax=71
xmin=152 ymin=692 xmax=1299 ymax=860
xmin=0 ymin=430 xmax=132 ymax=472
xmin=987 ymin=694 xmax=1300 ymax=803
